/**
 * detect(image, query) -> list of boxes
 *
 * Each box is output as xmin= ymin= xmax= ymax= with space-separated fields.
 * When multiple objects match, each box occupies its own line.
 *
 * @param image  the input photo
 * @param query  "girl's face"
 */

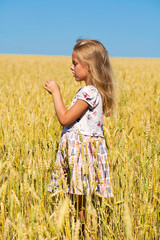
xmin=70 ymin=51 xmax=91 ymax=85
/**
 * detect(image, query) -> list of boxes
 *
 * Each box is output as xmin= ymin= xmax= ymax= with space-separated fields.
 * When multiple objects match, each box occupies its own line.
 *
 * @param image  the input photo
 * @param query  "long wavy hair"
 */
xmin=73 ymin=39 xmax=115 ymax=117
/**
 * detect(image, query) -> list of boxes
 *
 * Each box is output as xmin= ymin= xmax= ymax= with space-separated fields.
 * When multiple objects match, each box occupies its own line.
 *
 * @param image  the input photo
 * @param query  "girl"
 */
xmin=44 ymin=39 xmax=115 ymax=226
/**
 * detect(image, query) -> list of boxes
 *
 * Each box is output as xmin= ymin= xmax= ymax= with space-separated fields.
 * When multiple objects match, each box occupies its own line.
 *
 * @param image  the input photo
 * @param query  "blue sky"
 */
xmin=0 ymin=0 xmax=160 ymax=57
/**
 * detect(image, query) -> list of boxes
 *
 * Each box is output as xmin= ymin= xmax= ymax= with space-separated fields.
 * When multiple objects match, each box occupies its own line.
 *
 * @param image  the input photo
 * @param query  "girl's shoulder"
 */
xmin=81 ymin=85 xmax=98 ymax=91
xmin=76 ymin=85 xmax=101 ymax=108
xmin=77 ymin=85 xmax=99 ymax=95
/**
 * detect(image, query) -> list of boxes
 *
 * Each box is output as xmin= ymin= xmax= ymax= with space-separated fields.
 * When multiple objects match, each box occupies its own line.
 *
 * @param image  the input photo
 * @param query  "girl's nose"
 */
xmin=70 ymin=64 xmax=74 ymax=70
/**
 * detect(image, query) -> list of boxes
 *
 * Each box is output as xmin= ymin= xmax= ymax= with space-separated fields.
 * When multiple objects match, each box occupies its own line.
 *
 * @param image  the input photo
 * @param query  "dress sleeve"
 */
xmin=76 ymin=86 xmax=99 ymax=108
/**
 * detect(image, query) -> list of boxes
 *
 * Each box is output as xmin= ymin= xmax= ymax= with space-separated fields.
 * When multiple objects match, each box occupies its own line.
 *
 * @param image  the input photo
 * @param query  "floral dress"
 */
xmin=47 ymin=85 xmax=113 ymax=198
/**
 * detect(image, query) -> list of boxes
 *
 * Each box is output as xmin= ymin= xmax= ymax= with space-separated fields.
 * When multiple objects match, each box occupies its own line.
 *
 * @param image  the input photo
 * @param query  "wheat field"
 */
xmin=0 ymin=55 xmax=160 ymax=239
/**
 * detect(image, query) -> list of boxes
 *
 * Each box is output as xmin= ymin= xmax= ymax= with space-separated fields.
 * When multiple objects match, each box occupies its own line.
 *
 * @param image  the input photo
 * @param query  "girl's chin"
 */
xmin=76 ymin=79 xmax=82 ymax=82
xmin=75 ymin=77 xmax=82 ymax=82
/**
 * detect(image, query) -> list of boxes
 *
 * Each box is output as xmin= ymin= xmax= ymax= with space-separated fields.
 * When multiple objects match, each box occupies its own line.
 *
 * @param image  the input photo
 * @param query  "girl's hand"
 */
xmin=44 ymin=79 xmax=60 ymax=94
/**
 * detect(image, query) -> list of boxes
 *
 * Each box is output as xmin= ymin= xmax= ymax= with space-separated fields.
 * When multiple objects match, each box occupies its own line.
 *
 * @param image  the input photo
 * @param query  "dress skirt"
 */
xmin=47 ymin=131 xmax=113 ymax=198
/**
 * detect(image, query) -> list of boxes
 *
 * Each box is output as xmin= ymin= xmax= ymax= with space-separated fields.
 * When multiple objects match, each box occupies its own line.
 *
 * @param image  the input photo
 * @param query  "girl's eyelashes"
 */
xmin=73 ymin=61 xmax=77 ymax=66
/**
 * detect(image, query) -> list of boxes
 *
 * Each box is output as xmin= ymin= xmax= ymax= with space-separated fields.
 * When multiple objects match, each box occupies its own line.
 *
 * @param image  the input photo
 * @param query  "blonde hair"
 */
xmin=73 ymin=39 xmax=115 ymax=117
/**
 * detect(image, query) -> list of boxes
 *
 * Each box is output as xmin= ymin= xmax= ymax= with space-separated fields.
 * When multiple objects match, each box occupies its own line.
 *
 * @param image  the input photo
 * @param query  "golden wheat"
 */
xmin=0 ymin=55 xmax=160 ymax=239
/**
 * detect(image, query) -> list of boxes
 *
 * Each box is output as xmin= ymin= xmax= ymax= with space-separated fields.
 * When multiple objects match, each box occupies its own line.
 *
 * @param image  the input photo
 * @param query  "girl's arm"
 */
xmin=44 ymin=79 xmax=89 ymax=126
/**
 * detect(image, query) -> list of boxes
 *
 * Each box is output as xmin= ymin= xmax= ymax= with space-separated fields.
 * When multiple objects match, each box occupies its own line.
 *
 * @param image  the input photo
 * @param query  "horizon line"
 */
xmin=0 ymin=53 xmax=160 ymax=59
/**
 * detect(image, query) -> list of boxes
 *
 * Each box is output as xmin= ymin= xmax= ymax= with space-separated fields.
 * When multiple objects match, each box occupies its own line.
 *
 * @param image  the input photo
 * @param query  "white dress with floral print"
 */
xmin=47 ymin=85 xmax=113 ymax=198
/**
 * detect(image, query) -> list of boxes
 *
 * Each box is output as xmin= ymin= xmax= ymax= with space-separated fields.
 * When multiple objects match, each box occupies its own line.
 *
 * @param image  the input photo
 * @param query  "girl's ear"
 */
xmin=87 ymin=63 xmax=91 ymax=72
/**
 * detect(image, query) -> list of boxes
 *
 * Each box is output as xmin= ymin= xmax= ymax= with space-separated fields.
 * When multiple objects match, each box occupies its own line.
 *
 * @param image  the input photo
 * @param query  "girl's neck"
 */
xmin=86 ymin=83 xmax=94 ymax=86
xmin=85 ymin=77 xmax=93 ymax=86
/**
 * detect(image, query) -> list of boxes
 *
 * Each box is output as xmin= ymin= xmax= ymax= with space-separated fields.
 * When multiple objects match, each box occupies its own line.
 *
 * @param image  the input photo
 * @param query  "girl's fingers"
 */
xmin=45 ymin=81 xmax=51 ymax=87
xmin=44 ymin=80 xmax=59 ymax=94
xmin=45 ymin=81 xmax=49 ymax=85
xmin=45 ymin=79 xmax=54 ymax=87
